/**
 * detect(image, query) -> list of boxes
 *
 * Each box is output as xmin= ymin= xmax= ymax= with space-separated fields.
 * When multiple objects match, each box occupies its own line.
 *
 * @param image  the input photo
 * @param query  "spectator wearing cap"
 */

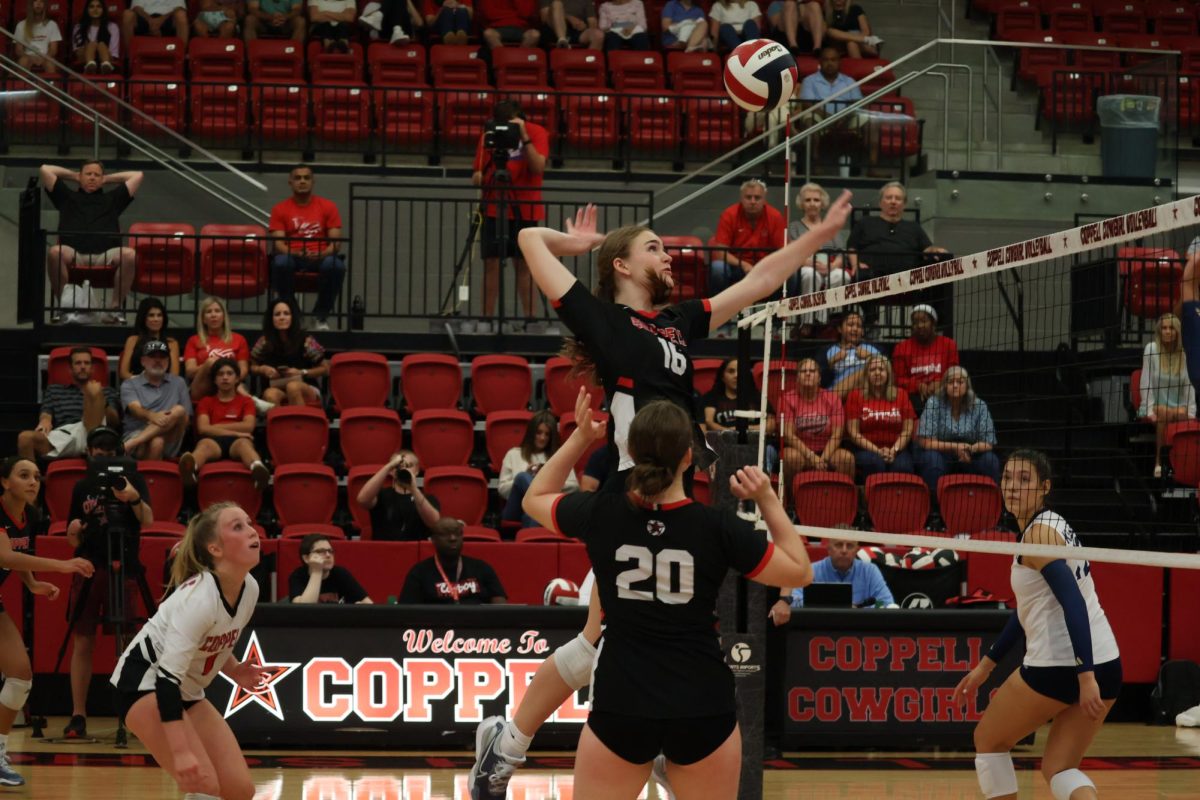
xmin=891 ymin=304 xmax=959 ymax=413
xmin=119 ymin=339 xmax=192 ymax=460
xmin=398 ymin=518 xmax=508 ymax=604
xmin=18 ymin=346 xmax=120 ymax=459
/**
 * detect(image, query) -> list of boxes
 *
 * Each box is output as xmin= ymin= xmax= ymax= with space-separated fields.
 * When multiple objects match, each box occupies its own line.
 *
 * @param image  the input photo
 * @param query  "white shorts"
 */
xmin=73 ymin=247 xmax=126 ymax=266
xmin=46 ymin=421 xmax=89 ymax=458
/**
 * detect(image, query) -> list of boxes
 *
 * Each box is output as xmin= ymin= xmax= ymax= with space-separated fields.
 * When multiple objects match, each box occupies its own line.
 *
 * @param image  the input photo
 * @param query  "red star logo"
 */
xmin=219 ymin=631 xmax=299 ymax=721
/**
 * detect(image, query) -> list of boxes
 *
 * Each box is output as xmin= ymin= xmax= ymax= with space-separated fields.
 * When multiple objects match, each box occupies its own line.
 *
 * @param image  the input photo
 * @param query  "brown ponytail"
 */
xmin=165 ymin=501 xmax=237 ymax=597
xmin=625 ymin=400 xmax=693 ymax=499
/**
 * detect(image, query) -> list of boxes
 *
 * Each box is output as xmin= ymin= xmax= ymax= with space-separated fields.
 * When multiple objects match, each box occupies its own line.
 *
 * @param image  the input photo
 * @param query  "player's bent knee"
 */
xmin=554 ymin=632 xmax=597 ymax=691
xmin=0 ymin=676 xmax=33 ymax=712
xmin=1049 ymin=768 xmax=1094 ymax=800
xmin=975 ymin=752 xmax=1017 ymax=799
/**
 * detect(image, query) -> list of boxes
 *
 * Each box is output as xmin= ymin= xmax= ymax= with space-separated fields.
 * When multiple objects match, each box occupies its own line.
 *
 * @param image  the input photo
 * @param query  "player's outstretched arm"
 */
xmin=708 ymin=191 xmax=853 ymax=330
xmin=731 ymin=466 xmax=813 ymax=588
xmin=518 ymin=205 xmax=606 ymax=304
xmin=524 ymin=388 xmax=605 ymax=527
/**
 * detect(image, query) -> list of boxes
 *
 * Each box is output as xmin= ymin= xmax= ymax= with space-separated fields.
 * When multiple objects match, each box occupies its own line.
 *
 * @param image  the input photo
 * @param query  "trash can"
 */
xmin=1098 ymin=94 xmax=1161 ymax=179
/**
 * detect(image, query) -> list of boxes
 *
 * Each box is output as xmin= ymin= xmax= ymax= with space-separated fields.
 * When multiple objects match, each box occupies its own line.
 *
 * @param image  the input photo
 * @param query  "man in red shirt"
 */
xmin=710 ymin=178 xmax=787 ymax=299
xmin=269 ymin=164 xmax=346 ymax=331
xmin=471 ymin=98 xmax=550 ymax=334
xmin=479 ymin=0 xmax=540 ymax=48
xmin=891 ymin=304 xmax=959 ymax=410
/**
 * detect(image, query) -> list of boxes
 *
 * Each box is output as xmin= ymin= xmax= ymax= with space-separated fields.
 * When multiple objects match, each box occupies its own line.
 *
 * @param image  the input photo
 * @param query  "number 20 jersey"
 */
xmin=551 ymin=491 xmax=772 ymax=718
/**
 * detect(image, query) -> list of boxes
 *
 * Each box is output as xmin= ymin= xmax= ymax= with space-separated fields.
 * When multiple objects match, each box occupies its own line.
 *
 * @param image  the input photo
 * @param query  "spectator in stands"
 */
xmin=72 ymin=0 xmax=119 ymax=73
xmin=471 ymin=99 xmax=549 ymax=334
xmin=598 ymin=0 xmax=649 ymax=50
xmin=363 ymin=0 xmax=423 ymax=43
xmin=798 ymin=46 xmax=878 ymax=170
xmin=825 ymin=309 xmax=881 ymax=397
xmin=423 ymin=0 xmax=471 ymax=44
xmin=177 ymin=357 xmax=270 ymax=490
xmin=1139 ymin=312 xmax=1196 ymax=478
xmin=543 ymin=0 xmax=601 ymax=49
xmin=661 ymin=0 xmax=709 ymax=50
xmin=357 ymin=450 xmax=442 ymax=541
xmin=701 ymin=357 xmax=779 ymax=473
xmin=708 ymin=0 xmax=761 ymax=50
xmin=289 ymin=533 xmax=373 ymax=604
xmin=62 ymin=425 xmax=153 ymax=741
xmin=579 ymin=445 xmax=609 ymax=491
xmin=17 ymin=347 xmax=120 ymax=459
xmin=778 ymin=357 xmax=854 ymax=478
xmin=15 ymin=0 xmax=62 ymax=71
xmin=891 ymin=303 xmax=958 ymax=412
xmin=120 ymin=340 xmax=192 ymax=460
xmin=848 ymin=182 xmax=946 ymax=277
xmin=709 ymin=178 xmax=787 ymax=308
xmin=194 ymin=0 xmax=242 ymax=37
xmin=183 ymin=296 xmax=253 ymax=403
xmin=789 ymin=182 xmax=849 ymax=336
xmin=844 ymin=354 xmax=915 ymax=479
xmin=914 ymin=365 xmax=999 ymax=498
xmin=479 ymin=0 xmax=540 ymax=49
xmin=250 ymin=297 xmax=328 ymax=408
xmin=308 ymin=0 xmax=355 ymax=51
xmin=269 ymin=164 xmax=347 ymax=330
xmin=244 ymin=0 xmax=305 ymax=40
xmin=499 ymin=411 xmax=579 ymax=528
xmin=41 ymin=162 xmax=142 ymax=325
xmin=824 ymin=0 xmax=880 ymax=57
xmin=785 ymin=534 xmax=893 ymax=608
xmin=399 ymin=518 xmax=508 ymax=604
xmin=121 ymin=0 xmax=189 ymax=46
xmin=119 ymin=297 xmax=180 ymax=382
xmin=766 ymin=0 xmax=821 ymax=55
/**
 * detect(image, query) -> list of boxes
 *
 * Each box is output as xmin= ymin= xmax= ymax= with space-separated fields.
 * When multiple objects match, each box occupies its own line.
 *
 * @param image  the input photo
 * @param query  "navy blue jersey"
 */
xmin=551 ymin=490 xmax=772 ymax=717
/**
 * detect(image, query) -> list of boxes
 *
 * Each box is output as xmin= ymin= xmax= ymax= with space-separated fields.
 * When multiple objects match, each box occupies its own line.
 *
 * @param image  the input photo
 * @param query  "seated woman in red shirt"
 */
xmin=777 ymin=357 xmax=854 ymax=479
xmin=844 ymin=354 xmax=916 ymax=479
xmin=891 ymin=304 xmax=959 ymax=412
xmin=178 ymin=358 xmax=271 ymax=491
xmin=183 ymin=297 xmax=253 ymax=403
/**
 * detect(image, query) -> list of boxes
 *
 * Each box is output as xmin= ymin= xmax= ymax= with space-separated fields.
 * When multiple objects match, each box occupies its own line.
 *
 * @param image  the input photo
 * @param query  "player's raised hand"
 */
xmin=572 ymin=388 xmax=606 ymax=443
xmin=729 ymin=466 xmax=772 ymax=502
xmin=556 ymin=204 xmax=605 ymax=256
xmin=818 ymin=191 xmax=853 ymax=234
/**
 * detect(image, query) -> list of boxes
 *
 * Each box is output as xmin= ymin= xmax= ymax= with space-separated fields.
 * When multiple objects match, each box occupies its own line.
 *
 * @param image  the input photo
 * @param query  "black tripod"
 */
xmin=52 ymin=525 xmax=156 ymax=747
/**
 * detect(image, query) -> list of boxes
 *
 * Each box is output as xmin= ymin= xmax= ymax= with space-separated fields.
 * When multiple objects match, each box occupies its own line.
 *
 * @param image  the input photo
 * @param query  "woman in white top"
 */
xmin=598 ymin=0 xmax=650 ymax=50
xmin=1138 ymin=312 xmax=1195 ymax=478
xmin=15 ymin=0 xmax=63 ymax=71
xmin=787 ymin=182 xmax=850 ymax=334
xmin=955 ymin=450 xmax=1121 ymax=800
xmin=709 ymin=0 xmax=762 ymax=50
xmin=499 ymin=410 xmax=579 ymax=527
xmin=72 ymin=0 xmax=119 ymax=73
xmin=111 ymin=502 xmax=268 ymax=799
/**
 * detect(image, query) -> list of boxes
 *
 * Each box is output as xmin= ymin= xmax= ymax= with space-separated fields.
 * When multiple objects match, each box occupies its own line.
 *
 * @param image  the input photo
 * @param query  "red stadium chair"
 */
xmin=266 ymin=406 xmax=329 ymax=466
xmin=549 ymin=49 xmax=607 ymax=88
xmin=312 ymin=84 xmax=372 ymax=144
xmin=1060 ymin=32 xmax=1122 ymax=69
xmin=67 ymin=77 xmax=124 ymax=139
xmin=141 ymin=521 xmax=186 ymax=537
xmin=692 ymin=358 xmax=723 ymax=396
xmin=199 ymin=224 xmax=268 ymax=299
xmin=430 ymin=44 xmax=493 ymax=147
xmin=792 ymin=471 xmax=857 ymax=528
xmin=516 ymin=527 xmax=569 ymax=543
xmin=1118 ymin=33 xmax=1174 ymax=68
xmin=128 ymin=222 xmax=196 ymax=296
xmin=307 ymin=39 xmax=364 ymax=83
xmin=190 ymin=81 xmax=249 ymax=142
xmin=485 ymin=410 xmax=534 ymax=473
xmin=330 ymin=352 xmax=392 ymax=412
xmin=250 ymin=83 xmax=311 ymax=144
xmin=869 ymin=95 xmax=922 ymax=160
xmin=339 ymin=408 xmax=403 ymax=469
xmin=44 ymin=458 xmax=87 ymax=521
xmin=561 ymin=93 xmax=621 ymax=151
xmin=609 ymin=51 xmax=665 ymax=90
xmin=373 ymin=85 xmax=435 ymax=148
xmin=865 ymin=473 xmax=929 ymax=533
xmin=1045 ymin=0 xmax=1092 ymax=33
xmin=281 ymin=523 xmax=347 ymax=539
xmin=197 ymin=462 xmax=263 ymax=518
xmin=661 ymin=235 xmax=709 ymax=302
xmin=995 ymin=3 xmax=1043 ymax=40
xmin=1168 ymin=421 xmax=1200 ymax=486
xmin=188 ymin=37 xmax=245 ymax=80
xmin=410 ymin=409 xmax=474 ymax=468
xmin=137 ymin=460 xmax=184 ymax=522
xmin=129 ymin=36 xmax=185 ymax=76
xmin=1118 ymin=247 xmax=1181 ymax=319
xmin=423 ymin=466 xmax=489 ymax=525
xmin=47 ymin=346 xmax=109 ymax=386
xmin=1149 ymin=0 xmax=1196 ymax=36
xmin=471 ymin=355 xmax=533 ymax=415
xmin=544 ymin=356 xmax=603 ymax=416
xmin=667 ymin=51 xmax=723 ymax=92
xmin=492 ymin=46 xmax=549 ymax=87
xmin=692 ymin=469 xmax=711 ymax=505
xmin=248 ymin=39 xmax=304 ymax=81
xmin=273 ymin=463 xmax=338 ymax=527
xmin=1096 ymin=0 xmax=1145 ymax=33
xmin=463 ymin=525 xmax=502 ymax=542
xmin=368 ymin=41 xmax=427 ymax=85
xmin=937 ymin=475 xmax=1002 ymax=536
xmin=839 ymin=58 xmax=896 ymax=94
xmin=754 ymin=359 xmax=799 ymax=410
xmin=400 ymin=353 xmax=461 ymax=412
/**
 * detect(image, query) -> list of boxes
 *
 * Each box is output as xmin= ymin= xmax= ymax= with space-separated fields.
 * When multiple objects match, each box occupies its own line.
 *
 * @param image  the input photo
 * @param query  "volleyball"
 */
xmin=723 ymin=39 xmax=799 ymax=113
xmin=543 ymin=578 xmax=580 ymax=606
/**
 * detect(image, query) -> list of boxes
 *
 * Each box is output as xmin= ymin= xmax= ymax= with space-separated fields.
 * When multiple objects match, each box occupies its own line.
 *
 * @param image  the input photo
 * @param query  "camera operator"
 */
xmin=62 ymin=426 xmax=152 ymax=740
xmin=470 ymin=98 xmax=549 ymax=334
xmin=354 ymin=450 xmax=441 ymax=541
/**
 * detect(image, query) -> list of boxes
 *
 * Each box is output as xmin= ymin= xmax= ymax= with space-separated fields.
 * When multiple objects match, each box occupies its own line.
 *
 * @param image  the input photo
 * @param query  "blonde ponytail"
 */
xmin=164 ymin=501 xmax=237 ymax=597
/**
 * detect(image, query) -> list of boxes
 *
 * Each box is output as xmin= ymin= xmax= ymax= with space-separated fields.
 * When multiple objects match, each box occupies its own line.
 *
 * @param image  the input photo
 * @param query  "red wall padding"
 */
xmin=1168 ymin=567 xmax=1200 ymax=663
xmin=1091 ymin=561 xmax=1163 ymax=683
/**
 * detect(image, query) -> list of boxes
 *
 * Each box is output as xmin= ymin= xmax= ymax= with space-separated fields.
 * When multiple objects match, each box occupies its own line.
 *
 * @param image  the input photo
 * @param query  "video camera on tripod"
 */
xmin=483 ymin=100 xmax=525 ymax=167
xmin=80 ymin=457 xmax=143 ymax=565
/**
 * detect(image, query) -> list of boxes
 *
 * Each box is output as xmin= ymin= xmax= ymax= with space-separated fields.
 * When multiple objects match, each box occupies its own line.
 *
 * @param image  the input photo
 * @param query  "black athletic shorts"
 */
xmin=481 ymin=216 xmax=536 ymax=260
xmin=201 ymin=435 xmax=240 ymax=460
xmin=1020 ymin=658 xmax=1123 ymax=705
xmin=116 ymin=688 xmax=203 ymax=720
xmin=586 ymin=709 xmax=738 ymax=765
xmin=133 ymin=14 xmax=179 ymax=36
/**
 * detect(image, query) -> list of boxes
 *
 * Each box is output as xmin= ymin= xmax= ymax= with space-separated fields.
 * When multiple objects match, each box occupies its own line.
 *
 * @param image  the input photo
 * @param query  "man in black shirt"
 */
xmin=355 ymin=450 xmax=441 ymax=541
xmin=398 ymin=518 xmax=507 ymax=604
xmin=41 ymin=161 xmax=144 ymax=324
xmin=847 ymin=182 xmax=946 ymax=277
xmin=288 ymin=533 xmax=372 ymax=604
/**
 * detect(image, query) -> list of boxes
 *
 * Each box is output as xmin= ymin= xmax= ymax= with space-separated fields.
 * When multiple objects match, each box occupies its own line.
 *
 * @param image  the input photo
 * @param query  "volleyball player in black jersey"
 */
xmin=528 ymin=391 xmax=812 ymax=797
xmin=0 ymin=457 xmax=94 ymax=787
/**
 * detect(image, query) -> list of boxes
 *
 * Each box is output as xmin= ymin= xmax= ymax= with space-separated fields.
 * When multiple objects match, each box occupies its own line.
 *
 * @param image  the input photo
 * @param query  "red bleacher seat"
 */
xmin=189 ymin=38 xmax=245 ymax=80
xmin=549 ymin=48 xmax=607 ymax=88
xmin=423 ymin=466 xmax=489 ymax=525
xmin=47 ymin=345 xmax=108 ymax=385
xmin=609 ymin=51 xmax=665 ymax=90
xmin=128 ymin=222 xmax=196 ymax=296
xmin=561 ymin=93 xmax=621 ymax=151
xmin=431 ymin=44 xmax=493 ymax=146
xmin=995 ymin=3 xmax=1043 ymax=40
xmin=471 ymin=354 xmax=532 ymax=415
xmin=667 ymin=51 xmax=723 ymax=92
xmin=1039 ymin=69 xmax=1106 ymax=138
xmin=308 ymin=40 xmax=364 ymax=83
xmin=330 ymin=352 xmax=392 ymax=412
xmin=544 ymin=355 xmax=603 ymax=416
xmin=128 ymin=77 xmax=187 ymax=136
xmin=339 ymin=408 xmax=403 ymax=469
xmin=44 ymin=458 xmax=87 ymax=521
xmin=248 ymin=39 xmax=304 ymax=81
xmin=516 ymin=527 xmax=569 ymax=543
xmin=692 ymin=358 xmax=723 ymax=396
xmin=464 ymin=525 xmax=502 ymax=542
xmin=273 ymin=463 xmax=338 ymax=527
xmin=266 ymin=406 xmax=330 ymax=465
xmin=251 ymin=83 xmax=311 ymax=143
xmin=1149 ymin=0 xmax=1197 ymax=36
xmin=1061 ymin=32 xmax=1122 ymax=69
xmin=430 ymin=44 xmax=488 ymax=84
xmin=190 ymin=81 xmax=248 ymax=141
xmin=1045 ymin=0 xmax=1092 ymax=32
xmin=347 ymin=465 xmax=386 ymax=537
xmin=1177 ymin=75 xmax=1200 ymax=131
xmin=281 ymin=523 xmax=347 ymax=539
xmin=661 ymin=234 xmax=709 ymax=302
xmin=129 ymin=36 xmax=185 ymax=76
xmin=871 ymin=95 xmax=922 ymax=159
xmin=1168 ymin=421 xmax=1200 ymax=486
xmin=142 ymin=521 xmax=187 ymax=537
xmin=67 ymin=77 xmax=123 ymax=137
xmin=753 ymin=359 xmax=798 ymax=411
xmin=137 ymin=459 xmax=184 ymax=522
xmin=937 ymin=475 xmax=1002 ymax=536
xmin=199 ymin=224 xmax=268 ymax=299
xmin=1118 ymin=246 xmax=1181 ymax=319
xmin=1096 ymin=0 xmax=1145 ymax=33
xmin=197 ymin=462 xmax=263 ymax=518
xmin=680 ymin=93 xmax=740 ymax=153
xmin=312 ymin=83 xmax=372 ymax=143
xmin=411 ymin=409 xmax=474 ymax=468
xmin=1169 ymin=566 xmax=1200 ymax=661
xmin=368 ymin=41 xmax=427 ymax=85
xmin=1119 ymin=33 xmax=1174 ymax=67
xmin=865 ymin=473 xmax=929 ymax=533
xmin=840 ymin=58 xmax=896 ymax=94
xmin=4 ymin=77 xmax=62 ymax=135
xmin=485 ymin=410 xmax=533 ymax=473
xmin=792 ymin=471 xmax=857 ymax=528
xmin=400 ymin=353 xmax=461 ymax=412
xmin=1014 ymin=33 xmax=1068 ymax=86
xmin=493 ymin=46 xmax=549 ymax=87
xmin=373 ymin=86 xmax=435 ymax=147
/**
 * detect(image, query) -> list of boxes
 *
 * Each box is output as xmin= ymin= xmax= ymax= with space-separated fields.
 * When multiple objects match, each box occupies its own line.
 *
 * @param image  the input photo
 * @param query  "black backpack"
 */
xmin=1150 ymin=660 xmax=1200 ymax=725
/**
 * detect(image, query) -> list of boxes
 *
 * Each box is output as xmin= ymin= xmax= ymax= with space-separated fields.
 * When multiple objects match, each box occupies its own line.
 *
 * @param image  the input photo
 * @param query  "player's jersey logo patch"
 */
xmin=647 ymin=520 xmax=666 ymax=537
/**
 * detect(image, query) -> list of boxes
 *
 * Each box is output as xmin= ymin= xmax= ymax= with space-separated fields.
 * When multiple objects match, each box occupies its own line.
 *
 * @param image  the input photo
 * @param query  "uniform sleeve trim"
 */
xmin=745 ymin=541 xmax=775 ymax=579
xmin=701 ymin=298 xmax=712 ymax=313
xmin=550 ymin=493 xmax=567 ymax=535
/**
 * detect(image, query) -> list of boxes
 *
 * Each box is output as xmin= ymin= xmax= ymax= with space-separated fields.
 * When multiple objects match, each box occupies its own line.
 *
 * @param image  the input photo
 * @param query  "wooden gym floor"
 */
xmin=6 ymin=718 xmax=1200 ymax=798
